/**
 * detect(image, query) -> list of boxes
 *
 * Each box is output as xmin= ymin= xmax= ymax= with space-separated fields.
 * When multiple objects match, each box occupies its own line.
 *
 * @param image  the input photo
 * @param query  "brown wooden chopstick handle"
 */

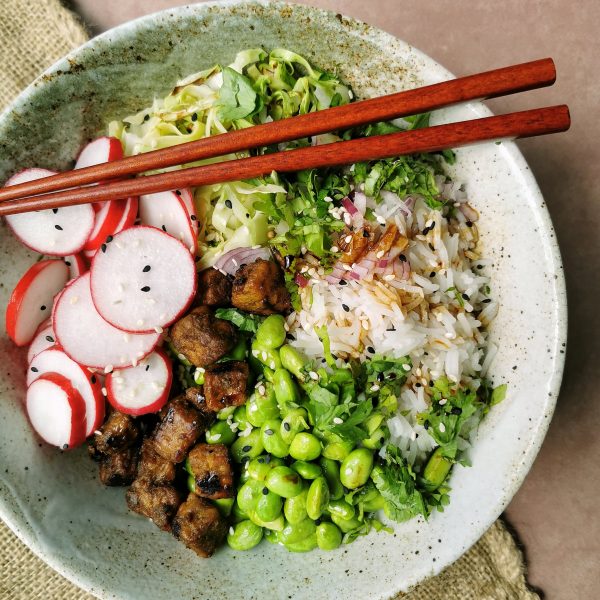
xmin=0 ymin=105 xmax=569 ymax=216
xmin=0 ymin=58 xmax=556 ymax=203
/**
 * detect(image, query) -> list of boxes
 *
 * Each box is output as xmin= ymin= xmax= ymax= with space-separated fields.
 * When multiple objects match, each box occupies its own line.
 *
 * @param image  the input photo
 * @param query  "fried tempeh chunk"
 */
xmin=137 ymin=439 xmax=177 ymax=485
xmin=151 ymin=395 xmax=214 ymax=463
xmin=172 ymin=493 xmax=228 ymax=558
xmin=203 ymin=360 xmax=249 ymax=412
xmin=184 ymin=386 xmax=208 ymax=411
xmin=187 ymin=443 xmax=234 ymax=500
xmin=98 ymin=446 xmax=139 ymax=486
xmin=169 ymin=306 xmax=237 ymax=368
xmin=88 ymin=410 xmax=140 ymax=459
xmin=231 ymin=259 xmax=291 ymax=315
xmin=126 ymin=477 xmax=182 ymax=532
xmin=195 ymin=268 xmax=232 ymax=307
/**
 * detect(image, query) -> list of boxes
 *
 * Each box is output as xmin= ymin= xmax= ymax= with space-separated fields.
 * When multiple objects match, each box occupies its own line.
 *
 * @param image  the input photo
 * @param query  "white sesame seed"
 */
xmin=343 ymin=264 xmax=352 ymax=271
xmin=343 ymin=213 xmax=352 ymax=226
xmin=361 ymin=320 xmax=369 ymax=330
xmin=211 ymin=433 xmax=222 ymax=442
xmin=439 ymin=423 xmax=446 ymax=433
xmin=252 ymin=244 xmax=261 ymax=250
xmin=410 ymin=431 xmax=417 ymax=441
xmin=101 ymin=387 xmax=107 ymax=397
xmin=198 ymin=367 xmax=205 ymax=373
xmin=344 ymin=235 xmax=352 ymax=244
xmin=154 ymin=326 xmax=164 ymax=334
xmin=104 ymin=365 xmax=113 ymax=374
xmin=445 ymin=332 xmax=455 ymax=339
xmin=333 ymin=417 xmax=343 ymax=424
xmin=136 ymin=351 xmax=145 ymax=358
xmin=376 ymin=250 xmax=384 ymax=259
xmin=269 ymin=361 xmax=276 ymax=369
xmin=439 ymin=398 xmax=448 ymax=405
xmin=94 ymin=430 xmax=102 ymax=436
xmin=370 ymin=384 xmax=380 ymax=392
xmin=137 ymin=319 xmax=144 ymax=327
xmin=331 ymin=246 xmax=339 ymax=253
xmin=252 ymin=349 xmax=259 ymax=357
xmin=177 ymin=354 xmax=186 ymax=361
xmin=384 ymin=274 xmax=395 ymax=281
xmin=257 ymin=385 xmax=266 ymax=396
xmin=402 ymin=364 xmax=411 ymax=371
xmin=309 ymin=371 xmax=319 ymax=380
xmin=261 ymin=351 xmax=268 ymax=361
xmin=229 ymin=527 xmax=235 ymax=536
xmin=131 ymin=358 xmax=138 ymax=367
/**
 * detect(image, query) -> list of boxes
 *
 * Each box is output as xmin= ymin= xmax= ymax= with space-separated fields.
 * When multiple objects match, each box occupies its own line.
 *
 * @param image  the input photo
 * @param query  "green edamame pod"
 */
xmin=265 ymin=466 xmax=303 ymax=498
xmin=340 ymin=448 xmax=374 ymax=489
xmin=249 ymin=512 xmax=285 ymax=531
xmin=291 ymin=460 xmax=322 ymax=480
xmin=327 ymin=499 xmax=355 ymax=521
xmin=285 ymin=533 xmax=318 ymax=552
xmin=237 ymin=479 xmax=264 ymax=514
xmin=284 ymin=486 xmax=309 ymax=524
xmin=272 ymin=368 xmax=301 ymax=409
xmin=255 ymin=315 xmax=287 ymax=349
xmin=289 ymin=432 xmax=321 ymax=461
xmin=331 ymin=513 xmax=363 ymax=533
xmin=306 ymin=477 xmax=330 ymax=520
xmin=280 ymin=518 xmax=317 ymax=545
xmin=246 ymin=389 xmax=279 ymax=427
xmin=231 ymin=428 xmax=264 ymax=463
xmin=261 ymin=419 xmax=290 ymax=458
xmin=251 ymin=341 xmax=282 ymax=370
xmin=316 ymin=522 xmax=343 ymax=550
xmin=255 ymin=487 xmax=283 ymax=522
xmin=227 ymin=520 xmax=263 ymax=551
xmin=279 ymin=345 xmax=306 ymax=381
xmin=280 ymin=408 xmax=309 ymax=444
xmin=213 ymin=497 xmax=235 ymax=517
xmin=421 ymin=447 xmax=453 ymax=491
xmin=320 ymin=457 xmax=344 ymax=500
xmin=206 ymin=420 xmax=236 ymax=445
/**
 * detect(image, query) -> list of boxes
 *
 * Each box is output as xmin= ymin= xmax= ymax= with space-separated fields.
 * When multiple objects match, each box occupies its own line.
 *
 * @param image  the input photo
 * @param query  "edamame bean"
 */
xmin=320 ymin=457 xmax=344 ymax=500
xmin=263 ymin=528 xmax=279 ymax=544
xmin=217 ymin=405 xmax=237 ymax=421
xmin=237 ymin=479 xmax=264 ymax=514
xmin=265 ymin=466 xmax=303 ymax=498
xmin=285 ymin=533 xmax=318 ymax=552
xmin=255 ymin=315 xmax=287 ymax=349
xmin=291 ymin=460 xmax=322 ymax=480
xmin=331 ymin=513 xmax=363 ymax=533
xmin=263 ymin=367 xmax=275 ymax=383
xmin=273 ymin=368 xmax=301 ymax=409
xmin=362 ymin=490 xmax=385 ymax=512
xmin=284 ymin=486 xmax=309 ymax=524
xmin=279 ymin=345 xmax=306 ymax=380
xmin=227 ymin=520 xmax=263 ymax=551
xmin=187 ymin=474 xmax=196 ymax=494
xmin=316 ymin=522 xmax=342 ymax=550
xmin=233 ymin=405 xmax=250 ymax=429
xmin=227 ymin=336 xmax=248 ymax=360
xmin=231 ymin=428 xmax=264 ymax=463
xmin=261 ymin=419 xmax=290 ymax=458
xmin=232 ymin=501 xmax=249 ymax=523
xmin=340 ymin=448 xmax=374 ymax=489
xmin=362 ymin=427 xmax=387 ymax=450
xmin=289 ymin=432 xmax=321 ymax=461
xmin=249 ymin=512 xmax=285 ymax=531
xmin=280 ymin=518 xmax=316 ymax=545
xmin=247 ymin=455 xmax=284 ymax=481
xmin=255 ymin=487 xmax=283 ymax=522
xmin=213 ymin=497 xmax=235 ymax=517
xmin=421 ymin=447 xmax=452 ymax=491
xmin=280 ymin=408 xmax=309 ymax=444
xmin=363 ymin=412 xmax=385 ymax=435
xmin=246 ymin=389 xmax=279 ymax=427
xmin=251 ymin=341 xmax=282 ymax=370
xmin=327 ymin=499 xmax=355 ymax=521
xmin=306 ymin=476 xmax=330 ymax=520
xmin=206 ymin=420 xmax=236 ymax=445
xmin=322 ymin=437 xmax=353 ymax=462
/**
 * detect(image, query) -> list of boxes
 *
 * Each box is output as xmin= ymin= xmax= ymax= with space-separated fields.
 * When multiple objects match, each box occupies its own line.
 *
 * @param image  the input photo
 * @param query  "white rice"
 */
xmin=288 ymin=191 xmax=496 ymax=464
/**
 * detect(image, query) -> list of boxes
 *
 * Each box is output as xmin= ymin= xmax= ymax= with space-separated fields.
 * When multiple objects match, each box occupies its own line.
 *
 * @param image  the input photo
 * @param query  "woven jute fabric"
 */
xmin=0 ymin=1 xmax=539 ymax=598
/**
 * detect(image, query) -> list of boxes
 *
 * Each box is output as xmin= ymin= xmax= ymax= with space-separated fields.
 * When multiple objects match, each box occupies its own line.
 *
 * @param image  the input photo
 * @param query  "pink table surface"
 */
xmin=72 ymin=1 xmax=600 ymax=597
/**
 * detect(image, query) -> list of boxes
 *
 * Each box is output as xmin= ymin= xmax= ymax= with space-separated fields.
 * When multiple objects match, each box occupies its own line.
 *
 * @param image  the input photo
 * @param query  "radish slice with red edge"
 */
xmin=4 ymin=169 xmax=94 ymax=256
xmin=176 ymin=188 xmax=198 ymax=239
xmin=6 ymin=259 xmax=69 ymax=346
xmin=74 ymin=136 xmax=123 ymax=170
xmin=26 ymin=372 xmax=87 ymax=449
xmin=27 ymin=346 xmax=105 ymax=436
xmin=64 ymin=254 xmax=87 ymax=279
xmin=139 ymin=191 xmax=197 ymax=254
xmin=113 ymin=196 xmax=139 ymax=235
xmin=106 ymin=348 xmax=172 ymax=416
xmin=83 ymin=199 xmax=128 ymax=253
xmin=54 ymin=272 xmax=160 ymax=369
xmin=90 ymin=226 xmax=196 ymax=333
xmin=27 ymin=320 xmax=56 ymax=363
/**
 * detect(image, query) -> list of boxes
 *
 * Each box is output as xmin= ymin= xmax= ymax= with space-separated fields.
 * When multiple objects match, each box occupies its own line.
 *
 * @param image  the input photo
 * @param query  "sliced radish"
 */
xmin=4 ymin=169 xmax=94 ymax=256
xmin=74 ymin=136 xmax=123 ymax=170
xmin=83 ymin=199 xmax=127 ymax=254
xmin=6 ymin=259 xmax=69 ymax=347
xmin=27 ymin=320 xmax=56 ymax=363
xmin=26 ymin=372 xmax=87 ymax=449
xmin=90 ymin=226 xmax=196 ymax=333
xmin=139 ymin=191 xmax=196 ymax=254
xmin=106 ymin=348 xmax=172 ymax=416
xmin=64 ymin=254 xmax=87 ymax=279
xmin=113 ymin=196 xmax=139 ymax=234
xmin=27 ymin=347 xmax=105 ymax=436
xmin=177 ymin=188 xmax=199 ymax=241
xmin=54 ymin=272 xmax=160 ymax=369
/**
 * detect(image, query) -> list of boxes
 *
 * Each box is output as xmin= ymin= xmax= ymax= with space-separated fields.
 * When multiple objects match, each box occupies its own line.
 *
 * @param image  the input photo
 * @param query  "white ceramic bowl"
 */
xmin=0 ymin=2 xmax=566 ymax=598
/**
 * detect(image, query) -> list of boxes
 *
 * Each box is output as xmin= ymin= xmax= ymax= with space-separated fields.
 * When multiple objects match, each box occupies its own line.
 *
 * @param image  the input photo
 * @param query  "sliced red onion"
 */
xmin=348 ymin=271 xmax=361 ymax=280
xmin=295 ymin=273 xmax=309 ymax=288
xmin=352 ymin=191 xmax=367 ymax=215
xmin=213 ymin=246 xmax=271 ymax=275
xmin=401 ymin=259 xmax=411 ymax=280
xmin=351 ymin=263 xmax=370 ymax=278
xmin=341 ymin=197 xmax=358 ymax=216
xmin=378 ymin=259 xmax=388 ymax=268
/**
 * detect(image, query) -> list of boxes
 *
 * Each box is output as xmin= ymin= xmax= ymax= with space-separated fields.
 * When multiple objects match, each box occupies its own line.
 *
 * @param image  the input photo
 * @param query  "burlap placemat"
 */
xmin=0 ymin=1 xmax=540 ymax=598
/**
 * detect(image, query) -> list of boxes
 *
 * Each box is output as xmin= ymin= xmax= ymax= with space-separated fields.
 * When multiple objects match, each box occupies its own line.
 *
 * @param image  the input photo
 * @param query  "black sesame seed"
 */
xmin=363 ymin=230 xmax=370 ymax=238
xmin=339 ymin=279 xmax=347 ymax=285
xmin=240 ymin=456 xmax=250 ymax=464
xmin=245 ymin=213 xmax=250 ymax=218
xmin=424 ymin=420 xmax=430 ymax=430
xmin=106 ymin=235 xmax=113 ymax=243
xmin=428 ymin=243 xmax=435 ymax=251
xmin=30 ymin=367 xmax=39 ymax=372
xmin=387 ymin=372 xmax=397 ymax=380
xmin=284 ymin=255 xmax=293 ymax=269
xmin=429 ymin=272 xmax=436 ymax=278
xmin=40 ymin=305 xmax=46 ymax=311
xmin=62 ymin=444 xmax=69 ymax=450
xmin=146 ymin=365 xmax=150 ymax=372
xmin=283 ymin=422 xmax=291 ymax=432
xmin=429 ymin=380 xmax=434 ymax=387
xmin=367 ymin=346 xmax=375 ymax=354
xmin=451 ymin=407 xmax=462 ymax=415
xmin=461 ymin=293 xmax=469 ymax=300
xmin=190 ymin=214 xmax=197 ymax=221
xmin=65 ymin=261 xmax=71 ymax=266
xmin=264 ymin=429 xmax=274 ymax=436
xmin=194 ymin=256 xmax=201 ymax=263
xmin=91 ymin=375 xmax=97 ymax=384
xmin=476 ymin=264 xmax=483 ymax=269
xmin=55 ymin=224 xmax=63 ymax=231
xmin=386 ymin=326 xmax=396 ymax=332
xmin=52 ymin=208 xmax=59 ymax=214
xmin=142 ymin=265 xmax=151 ymax=272
xmin=242 ymin=445 xmax=251 ymax=453
xmin=285 ymin=333 xmax=295 ymax=341
xmin=262 ymin=487 xmax=269 ymax=495
xmin=143 ymin=114 xmax=150 ymax=121
xmin=399 ymin=254 xmax=407 ymax=262
xmin=161 ymin=225 xmax=167 ymax=232
xmin=225 ymin=199 xmax=233 ymax=209
xmin=175 ymin=190 xmax=182 ymax=196
xmin=191 ymin=113 xmax=198 ymax=122
xmin=45 ymin=335 xmax=54 ymax=343
xmin=257 ymin=457 xmax=265 ymax=464
xmin=342 ymin=304 xmax=349 ymax=312
xmin=415 ymin=382 xmax=422 ymax=387
xmin=101 ymin=244 xmax=107 ymax=253
xmin=376 ymin=372 xmax=384 ymax=382
xmin=466 ymin=221 xmax=473 ymax=228
xmin=140 ymin=286 xmax=151 ymax=292
xmin=481 ymin=298 xmax=492 ymax=304
xmin=264 ymin=454 xmax=271 ymax=464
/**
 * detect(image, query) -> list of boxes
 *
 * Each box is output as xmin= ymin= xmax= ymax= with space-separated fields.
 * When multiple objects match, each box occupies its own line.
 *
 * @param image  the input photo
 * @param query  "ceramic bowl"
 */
xmin=0 ymin=1 xmax=566 ymax=598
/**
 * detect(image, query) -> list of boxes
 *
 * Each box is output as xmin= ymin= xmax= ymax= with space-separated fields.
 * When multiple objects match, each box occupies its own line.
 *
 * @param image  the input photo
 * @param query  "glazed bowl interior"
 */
xmin=0 ymin=2 xmax=565 ymax=598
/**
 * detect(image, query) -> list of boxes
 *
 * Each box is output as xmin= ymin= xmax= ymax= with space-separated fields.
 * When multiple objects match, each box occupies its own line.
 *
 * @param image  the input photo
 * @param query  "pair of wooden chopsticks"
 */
xmin=0 ymin=58 xmax=569 ymax=216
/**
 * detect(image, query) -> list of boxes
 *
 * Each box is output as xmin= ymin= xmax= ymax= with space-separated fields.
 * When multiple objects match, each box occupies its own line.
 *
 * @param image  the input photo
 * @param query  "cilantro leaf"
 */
xmin=215 ymin=308 xmax=264 ymax=333
xmin=217 ymin=67 xmax=261 ymax=121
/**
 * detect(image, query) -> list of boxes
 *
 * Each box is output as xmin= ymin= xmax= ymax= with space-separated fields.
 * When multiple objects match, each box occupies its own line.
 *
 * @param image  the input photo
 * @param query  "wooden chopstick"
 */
xmin=0 ymin=58 xmax=556 ymax=203
xmin=0 ymin=105 xmax=570 ymax=216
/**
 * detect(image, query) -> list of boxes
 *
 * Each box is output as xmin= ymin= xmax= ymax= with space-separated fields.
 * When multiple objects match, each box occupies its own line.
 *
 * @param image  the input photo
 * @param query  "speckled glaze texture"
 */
xmin=0 ymin=1 xmax=566 ymax=599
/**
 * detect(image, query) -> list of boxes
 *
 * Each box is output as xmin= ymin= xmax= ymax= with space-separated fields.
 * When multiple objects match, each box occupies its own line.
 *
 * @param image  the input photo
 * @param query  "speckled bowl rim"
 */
xmin=0 ymin=0 xmax=566 ymax=596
